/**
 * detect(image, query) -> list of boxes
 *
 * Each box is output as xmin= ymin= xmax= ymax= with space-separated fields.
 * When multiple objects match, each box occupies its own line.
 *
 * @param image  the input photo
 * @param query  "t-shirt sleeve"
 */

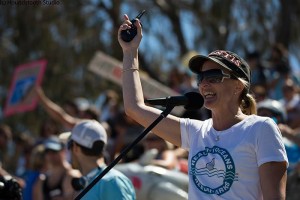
xmin=180 ymin=118 xmax=191 ymax=150
xmin=255 ymin=118 xmax=289 ymax=167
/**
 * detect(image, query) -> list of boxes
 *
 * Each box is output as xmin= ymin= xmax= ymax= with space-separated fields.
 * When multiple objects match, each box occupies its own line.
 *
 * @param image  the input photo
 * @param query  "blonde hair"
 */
xmin=239 ymin=79 xmax=257 ymax=115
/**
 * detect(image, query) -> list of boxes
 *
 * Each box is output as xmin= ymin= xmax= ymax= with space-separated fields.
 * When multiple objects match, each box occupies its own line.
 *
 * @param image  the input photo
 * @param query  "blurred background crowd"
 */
xmin=1 ymin=1 xmax=300 ymax=199
xmin=1 ymin=42 xmax=300 ymax=199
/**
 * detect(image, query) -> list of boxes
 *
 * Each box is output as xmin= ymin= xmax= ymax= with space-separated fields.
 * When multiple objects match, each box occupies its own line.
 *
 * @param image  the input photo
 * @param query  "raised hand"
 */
xmin=118 ymin=14 xmax=143 ymax=52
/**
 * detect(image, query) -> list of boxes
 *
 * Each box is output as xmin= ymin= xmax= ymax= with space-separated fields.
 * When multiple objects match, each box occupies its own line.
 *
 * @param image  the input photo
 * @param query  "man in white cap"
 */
xmin=68 ymin=120 xmax=136 ymax=199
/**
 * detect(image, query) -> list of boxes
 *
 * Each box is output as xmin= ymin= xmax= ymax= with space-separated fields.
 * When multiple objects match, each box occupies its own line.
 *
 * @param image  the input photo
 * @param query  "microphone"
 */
xmin=145 ymin=92 xmax=204 ymax=110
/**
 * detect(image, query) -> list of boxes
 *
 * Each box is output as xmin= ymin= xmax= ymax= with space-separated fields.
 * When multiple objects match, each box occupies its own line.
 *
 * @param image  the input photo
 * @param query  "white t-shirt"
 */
xmin=180 ymin=115 xmax=288 ymax=200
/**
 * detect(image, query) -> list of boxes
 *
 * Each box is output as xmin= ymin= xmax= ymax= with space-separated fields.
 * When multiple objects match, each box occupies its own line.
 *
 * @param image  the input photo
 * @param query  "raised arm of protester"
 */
xmin=34 ymin=86 xmax=80 ymax=129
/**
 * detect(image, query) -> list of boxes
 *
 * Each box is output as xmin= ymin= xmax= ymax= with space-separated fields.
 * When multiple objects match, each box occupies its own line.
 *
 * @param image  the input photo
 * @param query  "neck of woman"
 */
xmin=212 ymin=109 xmax=247 ymax=131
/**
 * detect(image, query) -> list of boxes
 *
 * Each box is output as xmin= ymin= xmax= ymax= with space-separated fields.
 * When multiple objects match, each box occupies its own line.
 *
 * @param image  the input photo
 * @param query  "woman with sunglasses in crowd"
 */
xmin=118 ymin=15 xmax=288 ymax=199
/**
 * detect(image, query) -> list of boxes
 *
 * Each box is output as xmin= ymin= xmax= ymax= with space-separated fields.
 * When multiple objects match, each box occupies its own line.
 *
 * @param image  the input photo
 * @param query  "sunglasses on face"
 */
xmin=197 ymin=69 xmax=236 ymax=85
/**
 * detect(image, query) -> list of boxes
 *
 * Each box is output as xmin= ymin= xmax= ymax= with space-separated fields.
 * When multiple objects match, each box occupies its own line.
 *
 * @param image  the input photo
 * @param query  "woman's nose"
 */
xmin=199 ymin=79 xmax=211 ymax=87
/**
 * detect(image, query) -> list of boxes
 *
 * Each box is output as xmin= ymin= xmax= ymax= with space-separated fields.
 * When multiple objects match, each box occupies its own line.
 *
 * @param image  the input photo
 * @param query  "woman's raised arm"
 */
xmin=117 ymin=14 xmax=182 ymax=147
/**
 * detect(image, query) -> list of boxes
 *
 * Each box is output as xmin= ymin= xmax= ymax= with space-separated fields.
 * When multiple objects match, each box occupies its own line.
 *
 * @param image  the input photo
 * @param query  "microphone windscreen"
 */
xmin=184 ymin=92 xmax=204 ymax=110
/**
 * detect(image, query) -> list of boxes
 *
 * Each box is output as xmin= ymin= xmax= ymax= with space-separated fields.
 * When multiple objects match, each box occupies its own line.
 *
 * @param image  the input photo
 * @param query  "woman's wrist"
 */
xmin=123 ymin=48 xmax=138 ymax=55
xmin=122 ymin=67 xmax=139 ymax=72
xmin=122 ymin=49 xmax=139 ymax=71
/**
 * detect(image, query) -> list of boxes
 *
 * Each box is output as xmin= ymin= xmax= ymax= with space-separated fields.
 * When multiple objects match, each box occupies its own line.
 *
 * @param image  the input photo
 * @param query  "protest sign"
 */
xmin=3 ymin=59 xmax=47 ymax=117
xmin=88 ymin=51 xmax=184 ymax=116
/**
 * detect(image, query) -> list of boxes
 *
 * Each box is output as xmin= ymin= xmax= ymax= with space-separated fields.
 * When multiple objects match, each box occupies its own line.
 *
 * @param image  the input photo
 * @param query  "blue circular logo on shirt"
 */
xmin=190 ymin=146 xmax=237 ymax=195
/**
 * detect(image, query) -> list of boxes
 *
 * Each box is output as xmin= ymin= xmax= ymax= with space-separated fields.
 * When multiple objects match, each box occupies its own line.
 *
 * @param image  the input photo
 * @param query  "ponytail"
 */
xmin=241 ymin=93 xmax=257 ymax=115
xmin=239 ymin=79 xmax=257 ymax=115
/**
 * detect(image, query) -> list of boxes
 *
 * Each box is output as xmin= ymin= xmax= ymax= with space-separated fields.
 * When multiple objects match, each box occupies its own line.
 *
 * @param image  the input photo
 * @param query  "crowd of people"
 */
xmin=1 ymin=21 xmax=300 ymax=200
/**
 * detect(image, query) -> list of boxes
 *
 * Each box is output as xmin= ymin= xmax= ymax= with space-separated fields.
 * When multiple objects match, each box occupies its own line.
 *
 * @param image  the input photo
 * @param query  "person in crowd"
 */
xmin=278 ymin=123 xmax=300 ymax=200
xmin=22 ymin=144 xmax=47 ymax=200
xmin=13 ymin=131 xmax=35 ymax=177
xmin=96 ymin=89 xmax=120 ymax=123
xmin=0 ymin=173 xmax=23 ymax=200
xmin=265 ymin=43 xmax=300 ymax=100
xmin=173 ymin=147 xmax=189 ymax=174
xmin=118 ymin=15 xmax=288 ymax=199
xmin=33 ymin=136 xmax=81 ymax=200
xmin=0 ymin=124 xmax=25 ymax=188
xmin=250 ymin=84 xmax=268 ymax=103
xmin=0 ymin=124 xmax=14 ymax=173
xmin=279 ymin=78 xmax=300 ymax=129
xmin=167 ymin=67 xmax=184 ymax=93
xmin=0 ymin=164 xmax=24 ymax=199
xmin=179 ymin=71 xmax=198 ymax=94
xmin=67 ymin=120 xmax=136 ymax=199
xmin=245 ymin=51 xmax=267 ymax=88
xmin=142 ymin=133 xmax=179 ymax=170
xmin=278 ymin=124 xmax=300 ymax=148
xmin=34 ymin=86 xmax=100 ymax=130
xmin=35 ymin=118 xmax=60 ymax=145
xmin=110 ymin=111 xmax=144 ymax=160
xmin=256 ymin=99 xmax=300 ymax=174
xmin=34 ymin=86 xmax=115 ymax=163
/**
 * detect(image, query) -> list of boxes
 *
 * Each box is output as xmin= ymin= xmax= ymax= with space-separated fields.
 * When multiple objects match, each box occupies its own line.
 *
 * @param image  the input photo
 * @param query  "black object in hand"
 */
xmin=121 ymin=10 xmax=146 ymax=42
xmin=71 ymin=177 xmax=87 ymax=191
xmin=0 ymin=175 xmax=22 ymax=200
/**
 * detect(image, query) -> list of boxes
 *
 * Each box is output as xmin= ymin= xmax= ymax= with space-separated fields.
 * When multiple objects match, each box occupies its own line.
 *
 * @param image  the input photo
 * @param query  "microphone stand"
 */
xmin=74 ymin=105 xmax=175 ymax=200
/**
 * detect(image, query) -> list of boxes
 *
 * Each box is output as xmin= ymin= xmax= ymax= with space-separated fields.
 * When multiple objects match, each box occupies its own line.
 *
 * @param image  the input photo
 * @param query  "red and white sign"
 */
xmin=3 ymin=59 xmax=47 ymax=117
xmin=88 ymin=51 xmax=184 ymax=116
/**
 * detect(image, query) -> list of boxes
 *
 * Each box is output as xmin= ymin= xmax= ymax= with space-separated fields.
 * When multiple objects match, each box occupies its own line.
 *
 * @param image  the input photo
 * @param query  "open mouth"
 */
xmin=203 ymin=92 xmax=216 ymax=99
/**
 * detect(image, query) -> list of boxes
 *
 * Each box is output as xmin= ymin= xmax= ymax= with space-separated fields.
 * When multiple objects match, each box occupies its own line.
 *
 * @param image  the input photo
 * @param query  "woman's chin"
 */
xmin=204 ymin=97 xmax=217 ymax=109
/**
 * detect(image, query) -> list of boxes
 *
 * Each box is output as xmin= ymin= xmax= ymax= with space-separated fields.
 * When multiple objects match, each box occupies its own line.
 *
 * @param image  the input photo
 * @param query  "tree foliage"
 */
xmin=0 ymin=0 xmax=299 ymax=135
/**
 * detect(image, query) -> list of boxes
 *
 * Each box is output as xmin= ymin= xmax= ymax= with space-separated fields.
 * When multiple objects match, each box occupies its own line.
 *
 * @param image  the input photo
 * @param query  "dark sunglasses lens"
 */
xmin=206 ymin=76 xmax=223 ymax=83
xmin=197 ymin=74 xmax=203 ymax=85
xmin=197 ymin=69 xmax=224 ymax=85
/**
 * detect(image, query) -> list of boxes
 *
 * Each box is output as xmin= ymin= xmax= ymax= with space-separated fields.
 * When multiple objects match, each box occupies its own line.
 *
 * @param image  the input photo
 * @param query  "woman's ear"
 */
xmin=234 ymin=80 xmax=245 ymax=94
